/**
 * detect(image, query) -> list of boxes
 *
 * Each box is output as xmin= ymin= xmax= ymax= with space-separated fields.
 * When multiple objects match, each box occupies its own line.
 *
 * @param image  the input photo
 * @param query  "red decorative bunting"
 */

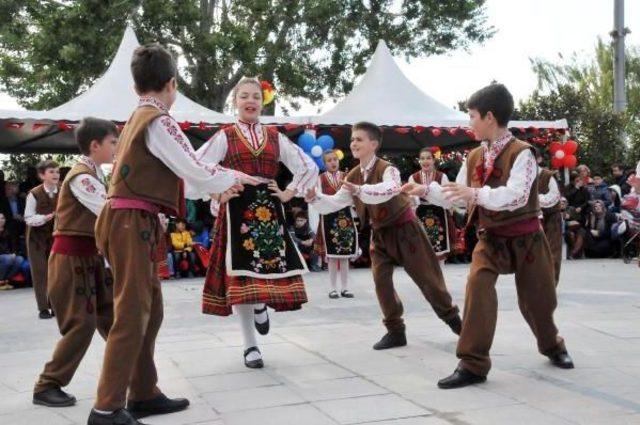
xmin=32 ymin=123 xmax=48 ymax=131
xmin=4 ymin=122 xmax=24 ymax=129
xmin=394 ymin=127 xmax=411 ymax=135
xmin=431 ymin=128 xmax=442 ymax=137
xmin=179 ymin=121 xmax=191 ymax=131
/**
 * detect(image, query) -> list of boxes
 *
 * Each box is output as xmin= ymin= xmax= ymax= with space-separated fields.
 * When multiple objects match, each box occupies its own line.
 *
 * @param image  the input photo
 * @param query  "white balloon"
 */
xmin=555 ymin=150 xmax=565 ymax=159
xmin=311 ymin=145 xmax=323 ymax=157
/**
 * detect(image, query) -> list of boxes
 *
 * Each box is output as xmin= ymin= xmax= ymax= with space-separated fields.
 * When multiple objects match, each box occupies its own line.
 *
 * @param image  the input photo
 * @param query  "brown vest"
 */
xmin=346 ymin=158 xmax=411 ymax=230
xmin=109 ymin=106 xmax=180 ymax=214
xmin=54 ymin=162 xmax=103 ymax=238
xmin=466 ymin=139 xmax=540 ymax=229
xmin=26 ymin=184 xmax=58 ymax=241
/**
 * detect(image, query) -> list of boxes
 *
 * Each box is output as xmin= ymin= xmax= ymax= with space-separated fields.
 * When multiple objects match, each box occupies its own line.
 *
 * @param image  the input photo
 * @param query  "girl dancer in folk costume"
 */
xmin=195 ymin=77 xmax=318 ymax=369
xmin=408 ymin=148 xmax=455 ymax=264
xmin=313 ymin=149 xmax=358 ymax=299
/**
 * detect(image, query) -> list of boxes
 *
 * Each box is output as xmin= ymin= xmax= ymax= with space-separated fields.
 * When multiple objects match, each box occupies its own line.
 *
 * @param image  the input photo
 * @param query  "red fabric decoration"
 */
xmin=563 ymin=155 xmax=577 ymax=169
xmin=198 ymin=121 xmax=207 ymax=130
xmin=414 ymin=125 xmax=426 ymax=133
xmin=57 ymin=121 xmax=71 ymax=131
xmin=448 ymin=127 xmax=459 ymax=136
xmin=179 ymin=121 xmax=191 ymax=131
xmin=394 ymin=127 xmax=411 ymax=135
xmin=465 ymin=129 xmax=476 ymax=140
xmin=284 ymin=124 xmax=300 ymax=132
xmin=5 ymin=122 xmax=24 ymax=129
xmin=431 ymin=128 xmax=442 ymax=137
xmin=32 ymin=123 xmax=48 ymax=131
xmin=564 ymin=139 xmax=578 ymax=155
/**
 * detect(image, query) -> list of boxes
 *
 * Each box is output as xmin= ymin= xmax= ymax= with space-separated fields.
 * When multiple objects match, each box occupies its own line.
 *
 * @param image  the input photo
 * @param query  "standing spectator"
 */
xmin=591 ymin=174 xmax=611 ymax=207
xmin=611 ymin=164 xmax=631 ymax=195
xmin=0 ymin=212 xmax=24 ymax=290
xmin=20 ymin=166 xmax=41 ymax=194
xmin=3 ymin=181 xmax=26 ymax=241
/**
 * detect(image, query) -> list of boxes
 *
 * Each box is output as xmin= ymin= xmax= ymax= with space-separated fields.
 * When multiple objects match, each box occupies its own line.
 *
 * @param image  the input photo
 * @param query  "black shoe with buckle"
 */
xmin=87 ymin=408 xmax=147 ymax=425
xmin=244 ymin=346 xmax=264 ymax=369
xmin=33 ymin=387 xmax=76 ymax=407
xmin=548 ymin=351 xmax=574 ymax=369
xmin=373 ymin=331 xmax=407 ymax=350
xmin=340 ymin=290 xmax=354 ymax=298
xmin=437 ymin=367 xmax=486 ymax=389
xmin=254 ymin=305 xmax=270 ymax=335
xmin=127 ymin=393 xmax=190 ymax=419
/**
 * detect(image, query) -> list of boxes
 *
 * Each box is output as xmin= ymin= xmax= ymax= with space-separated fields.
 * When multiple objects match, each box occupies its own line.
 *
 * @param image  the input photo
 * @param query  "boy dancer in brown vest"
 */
xmin=33 ymin=118 xmax=118 ymax=407
xmin=433 ymin=84 xmax=573 ymax=389
xmin=25 ymin=159 xmax=60 ymax=319
xmin=306 ymin=122 xmax=461 ymax=350
xmin=535 ymin=150 xmax=563 ymax=286
xmin=87 ymin=44 xmax=257 ymax=425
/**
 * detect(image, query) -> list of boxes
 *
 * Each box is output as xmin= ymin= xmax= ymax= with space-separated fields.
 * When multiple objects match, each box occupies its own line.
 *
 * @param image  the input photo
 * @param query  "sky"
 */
xmin=0 ymin=0 xmax=638 ymax=113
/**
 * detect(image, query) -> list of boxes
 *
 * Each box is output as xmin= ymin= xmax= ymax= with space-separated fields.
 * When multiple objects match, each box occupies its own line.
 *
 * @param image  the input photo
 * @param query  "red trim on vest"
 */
xmin=51 ymin=235 xmax=97 ymax=257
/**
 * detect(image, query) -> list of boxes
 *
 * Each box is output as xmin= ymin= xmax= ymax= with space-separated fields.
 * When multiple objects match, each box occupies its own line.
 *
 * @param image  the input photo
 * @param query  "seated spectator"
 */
xmin=608 ymin=185 xmax=622 ymax=214
xmin=0 ymin=212 xmax=24 ymax=290
xmin=170 ymin=218 xmax=198 ymax=278
xmin=574 ymin=200 xmax=617 ymax=259
xmin=565 ymin=172 xmax=591 ymax=221
xmin=591 ymin=173 xmax=611 ymax=207
xmin=157 ymin=213 xmax=175 ymax=280
xmin=290 ymin=211 xmax=320 ymax=271
xmin=191 ymin=220 xmax=212 ymax=250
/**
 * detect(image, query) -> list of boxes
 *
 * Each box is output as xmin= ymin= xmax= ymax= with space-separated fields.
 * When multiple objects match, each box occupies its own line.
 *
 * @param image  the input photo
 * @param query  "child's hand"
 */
xmin=342 ymin=181 xmax=361 ymax=196
xmin=305 ymin=187 xmax=317 ymax=203
xmin=269 ymin=180 xmax=295 ymax=202
xmin=442 ymin=182 xmax=475 ymax=203
xmin=45 ymin=213 xmax=55 ymax=222
xmin=401 ymin=182 xmax=427 ymax=197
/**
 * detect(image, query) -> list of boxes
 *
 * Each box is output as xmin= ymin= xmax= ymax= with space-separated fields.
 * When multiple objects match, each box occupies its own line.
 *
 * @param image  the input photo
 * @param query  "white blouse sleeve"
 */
xmin=24 ymin=193 xmax=49 ymax=227
xmin=357 ymin=166 xmax=402 ymax=205
xmin=69 ymin=174 xmax=107 ymax=216
xmin=539 ymin=176 xmax=561 ymax=209
xmin=146 ymin=116 xmax=237 ymax=198
xmin=310 ymin=187 xmax=354 ymax=215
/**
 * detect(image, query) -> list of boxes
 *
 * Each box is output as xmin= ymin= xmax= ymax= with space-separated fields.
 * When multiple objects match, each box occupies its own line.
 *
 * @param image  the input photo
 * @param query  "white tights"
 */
xmin=328 ymin=258 xmax=349 ymax=291
xmin=233 ymin=303 xmax=266 ymax=361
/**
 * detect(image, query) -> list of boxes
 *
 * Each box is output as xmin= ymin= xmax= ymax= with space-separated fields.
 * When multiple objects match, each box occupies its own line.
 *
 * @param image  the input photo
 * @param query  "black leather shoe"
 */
xmin=87 ymin=408 xmax=147 ymax=424
xmin=244 ymin=346 xmax=264 ymax=369
xmin=446 ymin=315 xmax=463 ymax=336
xmin=254 ymin=306 xmax=270 ymax=335
xmin=548 ymin=351 xmax=574 ymax=369
xmin=328 ymin=290 xmax=339 ymax=299
xmin=438 ymin=367 xmax=486 ymax=389
xmin=39 ymin=310 xmax=53 ymax=319
xmin=33 ymin=387 xmax=76 ymax=407
xmin=372 ymin=331 xmax=407 ymax=350
xmin=340 ymin=290 xmax=355 ymax=298
xmin=127 ymin=393 xmax=190 ymax=419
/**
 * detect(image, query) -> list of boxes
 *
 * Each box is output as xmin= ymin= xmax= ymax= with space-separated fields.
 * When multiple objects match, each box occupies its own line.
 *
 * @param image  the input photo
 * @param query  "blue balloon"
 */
xmin=297 ymin=133 xmax=316 ymax=152
xmin=314 ymin=156 xmax=326 ymax=171
xmin=317 ymin=134 xmax=335 ymax=151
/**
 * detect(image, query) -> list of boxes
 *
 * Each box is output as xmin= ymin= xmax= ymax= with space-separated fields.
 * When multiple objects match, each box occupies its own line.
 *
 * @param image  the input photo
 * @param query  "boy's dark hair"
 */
xmin=352 ymin=121 xmax=383 ymax=147
xmin=611 ymin=163 xmax=623 ymax=171
xmin=174 ymin=218 xmax=187 ymax=225
xmin=131 ymin=43 xmax=177 ymax=93
xmin=466 ymin=83 xmax=514 ymax=127
xmin=294 ymin=211 xmax=308 ymax=220
xmin=36 ymin=159 xmax=59 ymax=175
xmin=592 ymin=173 xmax=603 ymax=179
xmin=75 ymin=117 xmax=118 ymax=155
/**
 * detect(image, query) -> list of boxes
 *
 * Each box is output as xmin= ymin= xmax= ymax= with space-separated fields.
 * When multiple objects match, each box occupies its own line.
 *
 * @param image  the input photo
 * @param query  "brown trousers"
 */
xmin=370 ymin=218 xmax=459 ymax=333
xmin=542 ymin=212 xmax=563 ymax=286
xmin=93 ymin=204 xmax=164 ymax=411
xmin=27 ymin=232 xmax=53 ymax=311
xmin=457 ymin=229 xmax=566 ymax=376
xmin=34 ymin=253 xmax=113 ymax=393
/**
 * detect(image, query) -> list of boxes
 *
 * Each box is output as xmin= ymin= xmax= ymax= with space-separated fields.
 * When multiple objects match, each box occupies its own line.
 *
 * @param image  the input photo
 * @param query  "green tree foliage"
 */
xmin=0 ymin=0 xmax=493 ymax=114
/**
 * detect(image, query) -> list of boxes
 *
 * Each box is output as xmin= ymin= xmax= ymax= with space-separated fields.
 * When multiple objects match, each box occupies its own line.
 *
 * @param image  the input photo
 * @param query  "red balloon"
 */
xmin=551 ymin=157 xmax=564 ymax=169
xmin=564 ymin=139 xmax=578 ymax=155
xmin=563 ymin=154 xmax=577 ymax=169
xmin=549 ymin=142 xmax=562 ymax=155
xmin=414 ymin=125 xmax=426 ymax=133
xmin=431 ymin=128 xmax=442 ymax=137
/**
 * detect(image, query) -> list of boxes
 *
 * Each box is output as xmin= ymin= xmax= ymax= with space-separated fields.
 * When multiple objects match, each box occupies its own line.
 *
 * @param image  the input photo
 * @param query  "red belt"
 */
xmin=111 ymin=197 xmax=160 ymax=214
xmin=373 ymin=208 xmax=416 ymax=230
xmin=480 ymin=217 xmax=541 ymax=238
xmin=51 ymin=235 xmax=98 ymax=257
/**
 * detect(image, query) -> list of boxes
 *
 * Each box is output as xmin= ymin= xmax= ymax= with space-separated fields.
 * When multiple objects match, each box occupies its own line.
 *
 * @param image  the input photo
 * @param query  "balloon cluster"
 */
xmin=297 ymin=133 xmax=343 ymax=171
xmin=549 ymin=140 xmax=578 ymax=169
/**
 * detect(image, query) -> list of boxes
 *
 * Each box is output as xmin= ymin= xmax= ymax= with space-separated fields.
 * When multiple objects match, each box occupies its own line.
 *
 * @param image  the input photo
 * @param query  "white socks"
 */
xmin=328 ymin=259 xmax=338 ymax=291
xmin=234 ymin=304 xmax=262 ymax=362
xmin=328 ymin=258 xmax=350 ymax=292
xmin=339 ymin=259 xmax=349 ymax=291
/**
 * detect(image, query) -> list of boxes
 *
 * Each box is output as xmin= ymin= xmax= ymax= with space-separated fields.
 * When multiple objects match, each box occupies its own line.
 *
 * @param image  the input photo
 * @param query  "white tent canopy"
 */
xmin=0 ymin=25 xmax=234 ymax=123
xmin=312 ymin=40 xmax=567 ymax=130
